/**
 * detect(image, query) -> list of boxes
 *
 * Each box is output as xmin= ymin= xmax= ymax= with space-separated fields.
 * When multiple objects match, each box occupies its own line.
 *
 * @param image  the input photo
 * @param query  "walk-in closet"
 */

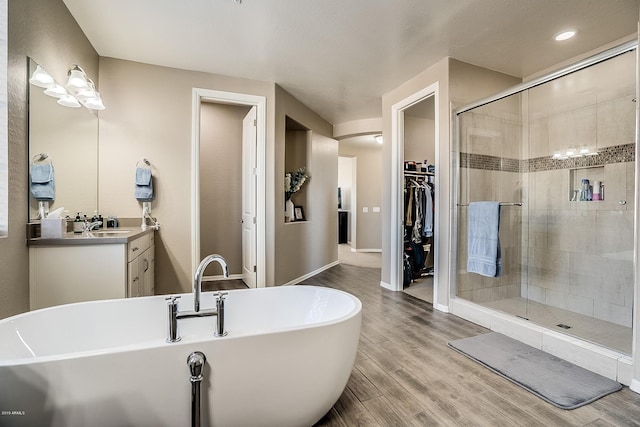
xmin=402 ymin=95 xmax=436 ymax=303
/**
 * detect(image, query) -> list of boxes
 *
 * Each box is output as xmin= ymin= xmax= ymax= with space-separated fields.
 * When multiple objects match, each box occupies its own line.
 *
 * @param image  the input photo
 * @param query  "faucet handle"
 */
xmin=165 ymin=295 xmax=181 ymax=304
xmin=213 ymin=291 xmax=228 ymax=300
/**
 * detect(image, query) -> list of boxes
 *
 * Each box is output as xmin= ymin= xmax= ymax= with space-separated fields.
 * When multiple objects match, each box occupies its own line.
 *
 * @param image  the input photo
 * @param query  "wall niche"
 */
xmin=285 ymin=116 xmax=310 ymax=222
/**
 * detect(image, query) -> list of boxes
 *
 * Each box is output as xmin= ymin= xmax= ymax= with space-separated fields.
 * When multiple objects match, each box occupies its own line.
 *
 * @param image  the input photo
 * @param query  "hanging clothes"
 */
xmin=403 ymin=173 xmax=436 ymax=284
xmin=405 ymin=186 xmax=414 ymax=226
xmin=411 ymin=180 xmax=423 ymax=244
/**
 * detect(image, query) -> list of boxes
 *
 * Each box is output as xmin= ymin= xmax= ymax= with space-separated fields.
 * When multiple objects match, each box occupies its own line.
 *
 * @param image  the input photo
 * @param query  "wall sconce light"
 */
xmin=67 ymin=65 xmax=90 ymax=90
xmin=552 ymin=145 xmax=598 ymax=160
xmin=43 ymin=84 xmax=67 ymax=98
xmin=29 ymin=64 xmax=105 ymax=110
xmin=57 ymin=94 xmax=81 ymax=108
xmin=29 ymin=65 xmax=54 ymax=88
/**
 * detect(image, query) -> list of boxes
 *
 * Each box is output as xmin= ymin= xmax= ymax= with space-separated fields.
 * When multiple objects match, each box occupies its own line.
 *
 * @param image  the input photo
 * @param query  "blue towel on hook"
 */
xmin=30 ymin=163 xmax=55 ymax=201
xmin=467 ymin=201 xmax=501 ymax=277
xmin=134 ymin=167 xmax=154 ymax=201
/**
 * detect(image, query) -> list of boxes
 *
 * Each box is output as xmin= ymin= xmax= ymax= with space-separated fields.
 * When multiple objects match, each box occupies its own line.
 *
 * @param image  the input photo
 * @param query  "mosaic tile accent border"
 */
xmin=460 ymin=143 xmax=635 ymax=173
xmin=459 ymin=152 xmax=519 ymax=172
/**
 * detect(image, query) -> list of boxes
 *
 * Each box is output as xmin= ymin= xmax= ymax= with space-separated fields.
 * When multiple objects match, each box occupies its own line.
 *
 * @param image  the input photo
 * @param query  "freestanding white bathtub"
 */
xmin=0 ymin=285 xmax=362 ymax=427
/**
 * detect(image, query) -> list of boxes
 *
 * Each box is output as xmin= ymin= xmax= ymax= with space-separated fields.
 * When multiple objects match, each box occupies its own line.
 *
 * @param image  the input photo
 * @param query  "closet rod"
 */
xmin=457 ymin=202 xmax=522 ymax=207
xmin=404 ymin=171 xmax=434 ymax=177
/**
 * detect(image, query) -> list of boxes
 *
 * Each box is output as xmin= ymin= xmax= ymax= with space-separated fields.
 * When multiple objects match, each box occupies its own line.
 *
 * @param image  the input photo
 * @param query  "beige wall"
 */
xmin=339 ymin=142 xmax=382 ymax=250
xmin=382 ymin=57 xmax=519 ymax=307
xmin=404 ymin=116 xmax=435 ymax=163
xmin=4 ymin=0 xmax=339 ymax=308
xmin=199 ymin=102 xmax=250 ymax=275
xmin=275 ymin=85 xmax=338 ymax=284
xmin=382 ymin=58 xmax=450 ymax=305
xmin=2 ymin=0 xmax=98 ymax=318
xmin=98 ymin=58 xmax=275 ymax=294
xmin=449 ymin=59 xmax=521 ymax=109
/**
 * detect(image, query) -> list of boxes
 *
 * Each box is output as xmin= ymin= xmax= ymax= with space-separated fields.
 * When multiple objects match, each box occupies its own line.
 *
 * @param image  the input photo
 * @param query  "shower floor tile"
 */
xmin=481 ymin=297 xmax=632 ymax=355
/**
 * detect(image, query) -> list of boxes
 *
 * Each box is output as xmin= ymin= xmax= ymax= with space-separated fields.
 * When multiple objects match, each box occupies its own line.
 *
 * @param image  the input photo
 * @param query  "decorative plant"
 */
xmin=285 ymin=167 xmax=309 ymax=202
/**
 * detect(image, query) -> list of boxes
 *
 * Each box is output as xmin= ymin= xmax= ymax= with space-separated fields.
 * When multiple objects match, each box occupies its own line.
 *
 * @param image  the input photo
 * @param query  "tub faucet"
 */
xmin=165 ymin=254 xmax=230 ymax=342
xmin=193 ymin=254 xmax=229 ymax=312
xmin=166 ymin=292 xmax=229 ymax=342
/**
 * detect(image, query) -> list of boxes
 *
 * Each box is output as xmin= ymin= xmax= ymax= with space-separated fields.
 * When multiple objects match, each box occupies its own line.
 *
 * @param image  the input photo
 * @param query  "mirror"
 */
xmin=28 ymin=58 xmax=99 ymax=220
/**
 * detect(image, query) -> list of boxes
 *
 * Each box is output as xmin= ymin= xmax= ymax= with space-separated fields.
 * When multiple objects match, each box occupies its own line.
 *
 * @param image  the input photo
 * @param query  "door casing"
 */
xmin=191 ymin=88 xmax=266 ymax=288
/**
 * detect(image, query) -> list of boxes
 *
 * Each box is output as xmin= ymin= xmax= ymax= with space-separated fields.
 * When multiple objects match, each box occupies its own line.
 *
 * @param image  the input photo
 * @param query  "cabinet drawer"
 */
xmin=128 ymin=234 xmax=150 ymax=261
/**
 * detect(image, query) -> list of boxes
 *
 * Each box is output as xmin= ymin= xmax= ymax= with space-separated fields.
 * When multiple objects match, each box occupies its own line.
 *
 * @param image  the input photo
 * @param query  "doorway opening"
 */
xmin=191 ymin=88 xmax=266 ymax=288
xmin=390 ymin=82 xmax=439 ymax=305
xmin=337 ymin=135 xmax=383 ymax=270
xmin=401 ymin=96 xmax=436 ymax=303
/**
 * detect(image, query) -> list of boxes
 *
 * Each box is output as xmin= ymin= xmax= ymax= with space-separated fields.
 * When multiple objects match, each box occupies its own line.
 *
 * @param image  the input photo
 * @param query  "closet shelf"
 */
xmin=404 ymin=171 xmax=434 ymax=177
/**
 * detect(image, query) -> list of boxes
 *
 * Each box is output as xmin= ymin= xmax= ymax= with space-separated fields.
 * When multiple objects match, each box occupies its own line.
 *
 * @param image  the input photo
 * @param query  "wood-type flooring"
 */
xmin=305 ymin=264 xmax=640 ymax=427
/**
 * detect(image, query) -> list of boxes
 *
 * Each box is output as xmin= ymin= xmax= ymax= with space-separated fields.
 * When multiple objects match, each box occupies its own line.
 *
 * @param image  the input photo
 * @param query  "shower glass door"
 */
xmin=455 ymin=47 xmax=636 ymax=355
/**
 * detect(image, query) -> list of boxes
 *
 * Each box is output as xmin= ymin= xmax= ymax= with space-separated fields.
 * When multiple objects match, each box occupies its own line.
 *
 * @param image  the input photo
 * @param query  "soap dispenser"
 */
xmin=73 ymin=212 xmax=83 ymax=233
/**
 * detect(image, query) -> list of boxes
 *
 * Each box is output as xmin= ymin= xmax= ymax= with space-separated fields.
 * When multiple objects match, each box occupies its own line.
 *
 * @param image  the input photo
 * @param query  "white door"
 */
xmin=242 ymin=106 xmax=257 ymax=287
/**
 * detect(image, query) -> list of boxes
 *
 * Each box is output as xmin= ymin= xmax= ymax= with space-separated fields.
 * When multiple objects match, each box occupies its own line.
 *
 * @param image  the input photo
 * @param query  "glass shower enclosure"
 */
xmin=454 ymin=42 xmax=637 ymax=355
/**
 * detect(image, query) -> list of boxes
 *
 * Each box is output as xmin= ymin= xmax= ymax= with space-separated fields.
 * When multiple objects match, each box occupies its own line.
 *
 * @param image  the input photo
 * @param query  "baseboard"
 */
xmin=201 ymin=273 xmax=244 ymax=282
xmin=630 ymin=379 xmax=640 ymax=394
xmin=434 ymin=303 xmax=449 ymax=313
xmin=380 ymin=280 xmax=396 ymax=291
xmin=350 ymin=248 xmax=382 ymax=253
xmin=282 ymin=260 xmax=340 ymax=286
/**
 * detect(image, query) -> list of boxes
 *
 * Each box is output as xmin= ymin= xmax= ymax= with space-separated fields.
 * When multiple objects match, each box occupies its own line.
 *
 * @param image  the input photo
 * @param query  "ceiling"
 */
xmin=62 ymin=0 xmax=639 ymax=125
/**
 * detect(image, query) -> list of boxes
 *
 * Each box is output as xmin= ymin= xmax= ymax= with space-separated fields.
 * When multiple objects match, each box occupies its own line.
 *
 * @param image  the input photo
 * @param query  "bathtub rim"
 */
xmin=0 ymin=285 xmax=362 ymax=366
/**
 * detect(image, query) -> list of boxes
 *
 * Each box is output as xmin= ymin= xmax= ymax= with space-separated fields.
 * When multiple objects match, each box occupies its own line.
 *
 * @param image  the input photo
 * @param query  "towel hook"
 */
xmin=31 ymin=153 xmax=52 ymax=164
xmin=136 ymin=158 xmax=152 ymax=169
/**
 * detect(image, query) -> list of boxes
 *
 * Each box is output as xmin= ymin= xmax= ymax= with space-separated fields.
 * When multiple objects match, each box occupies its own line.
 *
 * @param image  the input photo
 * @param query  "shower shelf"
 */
xmin=568 ymin=165 xmax=604 ymax=202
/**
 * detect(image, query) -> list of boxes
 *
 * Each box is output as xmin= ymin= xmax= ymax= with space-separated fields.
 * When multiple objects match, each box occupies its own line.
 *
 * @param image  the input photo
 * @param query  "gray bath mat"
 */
xmin=448 ymin=332 xmax=622 ymax=409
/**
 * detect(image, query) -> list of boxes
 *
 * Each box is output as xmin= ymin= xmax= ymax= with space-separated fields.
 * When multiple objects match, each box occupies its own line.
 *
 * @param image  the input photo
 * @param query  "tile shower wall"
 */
xmin=525 ymin=84 xmax=635 ymax=328
xmin=458 ymin=85 xmax=635 ymax=328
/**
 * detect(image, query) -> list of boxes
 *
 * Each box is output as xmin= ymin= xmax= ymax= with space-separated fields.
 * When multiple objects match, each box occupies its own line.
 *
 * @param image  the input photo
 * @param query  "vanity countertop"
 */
xmin=28 ymin=227 xmax=155 ymax=246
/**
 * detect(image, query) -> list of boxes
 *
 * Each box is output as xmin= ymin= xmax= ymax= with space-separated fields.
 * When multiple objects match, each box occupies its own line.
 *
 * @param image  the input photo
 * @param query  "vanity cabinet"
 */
xmin=29 ymin=229 xmax=155 ymax=310
xmin=127 ymin=232 xmax=155 ymax=298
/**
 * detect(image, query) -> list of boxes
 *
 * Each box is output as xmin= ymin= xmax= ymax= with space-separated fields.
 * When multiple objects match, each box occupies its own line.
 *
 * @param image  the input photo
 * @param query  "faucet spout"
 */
xmin=193 ymin=254 xmax=229 ymax=312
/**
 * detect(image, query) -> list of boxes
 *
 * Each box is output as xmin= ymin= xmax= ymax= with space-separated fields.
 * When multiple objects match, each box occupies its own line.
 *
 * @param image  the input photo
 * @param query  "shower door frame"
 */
xmin=451 ymin=39 xmax=638 ymax=343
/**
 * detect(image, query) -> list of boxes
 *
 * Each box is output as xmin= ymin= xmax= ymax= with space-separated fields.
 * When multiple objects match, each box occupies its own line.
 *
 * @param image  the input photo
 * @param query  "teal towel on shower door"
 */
xmin=467 ymin=201 xmax=501 ymax=277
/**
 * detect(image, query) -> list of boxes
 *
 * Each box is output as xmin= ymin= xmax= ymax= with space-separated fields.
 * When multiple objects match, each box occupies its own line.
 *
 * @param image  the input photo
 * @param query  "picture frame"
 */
xmin=294 ymin=205 xmax=305 ymax=221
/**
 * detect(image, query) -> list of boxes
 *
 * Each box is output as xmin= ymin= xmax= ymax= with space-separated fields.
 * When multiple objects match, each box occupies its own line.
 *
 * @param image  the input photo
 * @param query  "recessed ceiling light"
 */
xmin=554 ymin=30 xmax=576 ymax=41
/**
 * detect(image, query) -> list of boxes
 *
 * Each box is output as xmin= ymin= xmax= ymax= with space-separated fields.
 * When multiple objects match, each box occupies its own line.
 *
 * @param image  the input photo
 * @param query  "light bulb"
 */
xmin=57 ymin=94 xmax=81 ymax=108
xmin=29 ymin=65 xmax=54 ymax=88
xmin=44 ymin=84 xmax=67 ymax=98
xmin=67 ymin=67 xmax=88 ymax=90
xmin=83 ymin=93 xmax=105 ymax=110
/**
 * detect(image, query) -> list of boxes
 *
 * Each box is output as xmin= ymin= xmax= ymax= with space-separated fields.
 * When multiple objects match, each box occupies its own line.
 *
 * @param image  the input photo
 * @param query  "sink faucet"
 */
xmin=193 ymin=254 xmax=229 ymax=312
xmin=82 ymin=220 xmax=102 ymax=233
